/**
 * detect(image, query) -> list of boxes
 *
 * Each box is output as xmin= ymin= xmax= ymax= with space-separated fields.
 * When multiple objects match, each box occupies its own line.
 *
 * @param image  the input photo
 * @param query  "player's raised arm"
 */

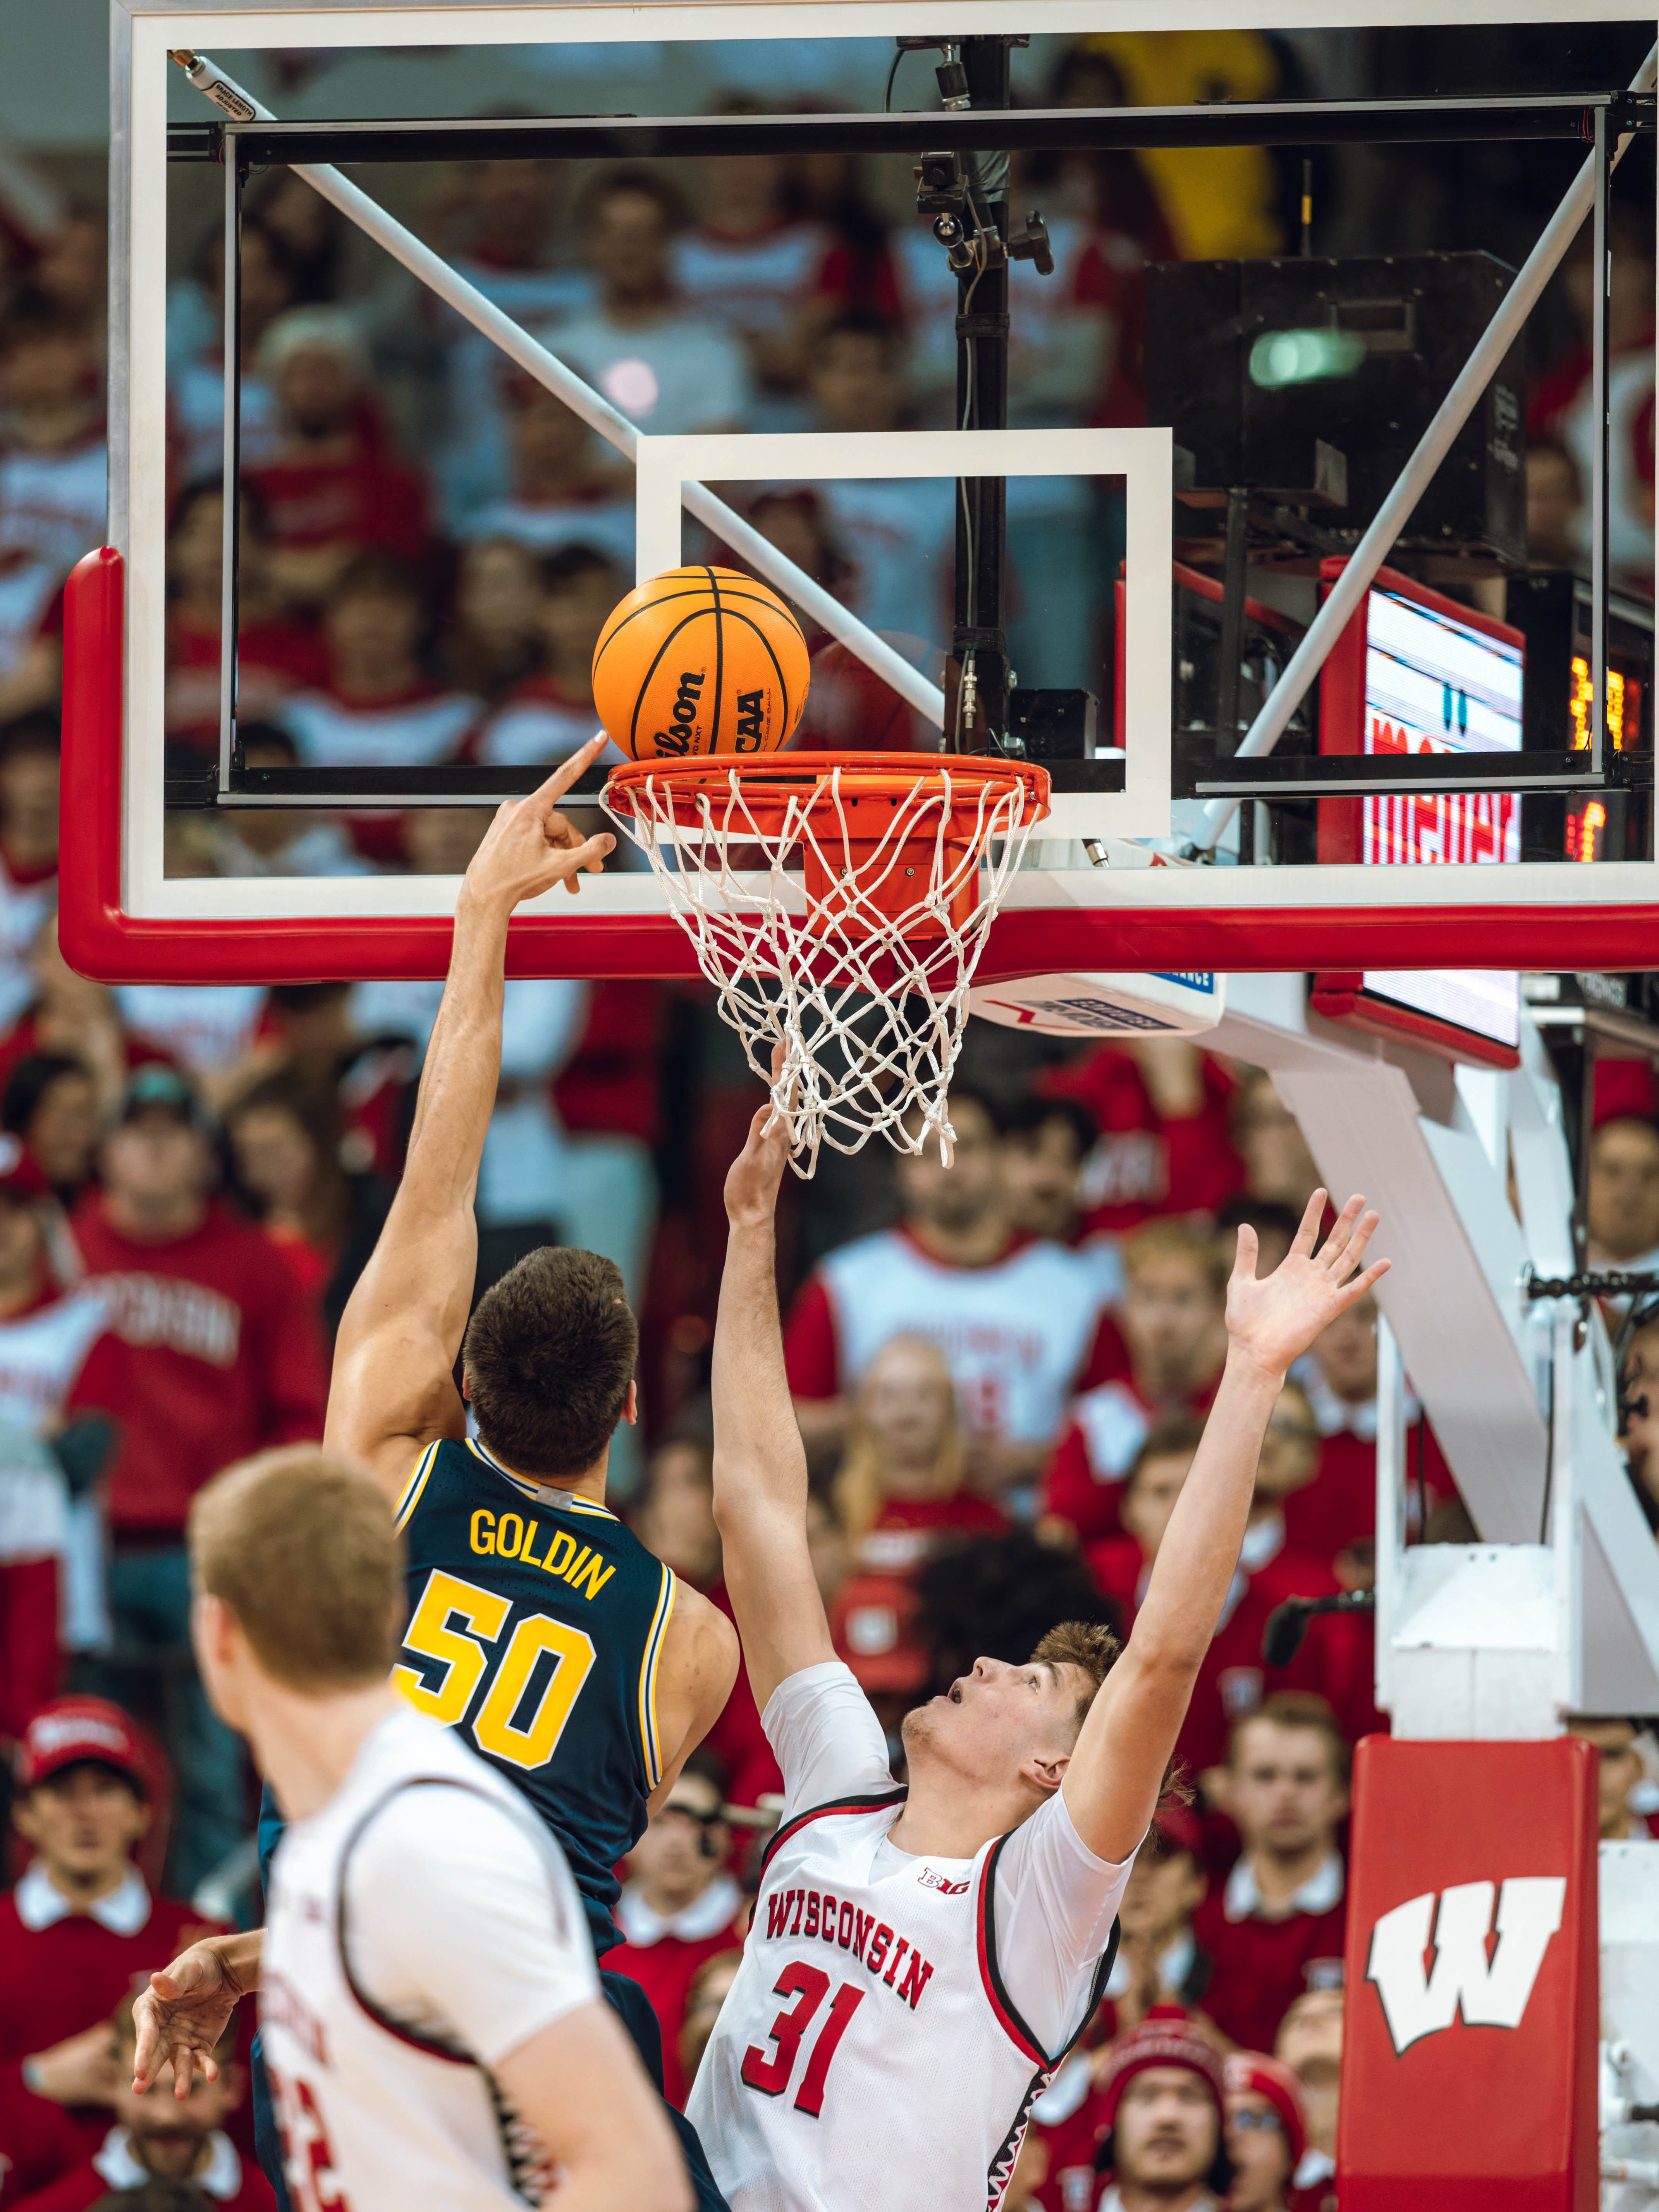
xmin=1059 ymin=1190 xmax=1388 ymax=1865
xmin=326 ymin=741 xmax=614 ymax=1498
xmin=712 ymin=1084 xmax=836 ymax=1714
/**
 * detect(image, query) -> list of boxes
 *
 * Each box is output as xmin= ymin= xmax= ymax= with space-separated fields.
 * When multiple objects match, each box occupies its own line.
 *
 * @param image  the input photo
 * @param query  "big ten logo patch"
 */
xmin=918 ymin=1867 xmax=970 ymax=1896
xmin=734 ymin=688 xmax=767 ymax=752
xmin=655 ymin=669 xmax=705 ymax=755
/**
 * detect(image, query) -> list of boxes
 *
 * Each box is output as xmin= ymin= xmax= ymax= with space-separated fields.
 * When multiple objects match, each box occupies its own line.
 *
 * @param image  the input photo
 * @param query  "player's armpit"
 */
xmin=495 ymin=2000 xmax=691 ymax=2212
xmin=647 ymin=1583 xmax=740 ymax=1811
xmin=324 ymin=1316 xmax=468 ymax=1503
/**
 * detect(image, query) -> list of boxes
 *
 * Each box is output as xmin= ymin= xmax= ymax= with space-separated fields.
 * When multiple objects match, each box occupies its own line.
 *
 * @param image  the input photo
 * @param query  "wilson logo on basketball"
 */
xmin=654 ymin=669 xmax=706 ymax=753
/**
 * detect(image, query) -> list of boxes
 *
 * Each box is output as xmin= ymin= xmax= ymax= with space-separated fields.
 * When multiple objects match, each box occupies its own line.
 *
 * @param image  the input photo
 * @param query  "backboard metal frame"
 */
xmin=75 ymin=0 xmax=1659 ymax=984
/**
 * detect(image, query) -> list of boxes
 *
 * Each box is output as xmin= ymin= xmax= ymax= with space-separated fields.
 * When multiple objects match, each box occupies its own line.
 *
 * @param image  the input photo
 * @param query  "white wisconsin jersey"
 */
xmin=817 ymin=1229 xmax=1102 ymax=1444
xmin=261 ymin=1712 xmax=588 ymax=2212
xmin=688 ymin=1791 xmax=1116 ymax=2212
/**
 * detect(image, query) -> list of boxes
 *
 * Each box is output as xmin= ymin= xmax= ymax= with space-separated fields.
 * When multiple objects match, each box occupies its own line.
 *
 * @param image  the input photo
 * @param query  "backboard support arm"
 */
xmin=1188 ymin=40 xmax=1659 ymax=854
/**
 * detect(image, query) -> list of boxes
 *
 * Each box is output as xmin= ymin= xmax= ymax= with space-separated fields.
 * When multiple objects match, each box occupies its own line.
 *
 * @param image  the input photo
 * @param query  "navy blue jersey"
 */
xmin=391 ymin=1435 xmax=677 ymax=1954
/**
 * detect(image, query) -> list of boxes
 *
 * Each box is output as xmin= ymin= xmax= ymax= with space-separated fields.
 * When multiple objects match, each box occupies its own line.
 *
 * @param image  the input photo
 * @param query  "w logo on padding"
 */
xmin=1365 ymin=1877 xmax=1567 ymax=2054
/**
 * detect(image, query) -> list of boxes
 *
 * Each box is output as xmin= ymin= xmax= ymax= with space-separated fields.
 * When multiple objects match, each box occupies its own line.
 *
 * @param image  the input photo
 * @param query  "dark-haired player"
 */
xmin=134 ymin=744 xmax=738 ymax=2208
xmin=690 ymin=1089 xmax=1386 ymax=2212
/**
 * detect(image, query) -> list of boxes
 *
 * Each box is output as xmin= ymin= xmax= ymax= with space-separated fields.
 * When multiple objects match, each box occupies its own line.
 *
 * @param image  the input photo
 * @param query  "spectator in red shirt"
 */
xmin=162 ymin=480 xmax=326 ymax=758
xmin=1194 ymin=1697 xmax=1350 ymax=2057
xmin=3 ymin=1055 xmax=102 ymax=1208
xmin=1230 ymin=1074 xmax=1322 ymax=1220
xmin=0 ymin=1153 xmax=127 ymax=1727
xmin=273 ymin=550 xmax=479 ymax=781
xmin=440 ymin=537 xmax=543 ymax=705
xmin=784 ymin=1091 xmax=1117 ymax=1502
xmin=478 ymin=543 xmax=624 ymax=769
xmin=13 ymin=1998 xmax=272 ymax=2212
xmin=246 ymin=309 xmax=430 ymax=612
xmin=0 ymin=1701 xmax=222 ymax=2165
xmin=1273 ymin=1989 xmax=1341 ymax=2210
xmin=1001 ymin=1095 xmax=1111 ymax=1270
xmin=1085 ymin=1416 xmax=1207 ymax=1625
xmin=1043 ymin=1225 xmax=1228 ymax=1545
xmin=0 ymin=717 xmax=63 ymax=1036
xmin=1293 ymin=1290 xmax=1454 ymax=1564
xmin=1045 ymin=1042 xmax=1242 ymax=1238
xmin=1104 ymin=1805 xmax=1212 ymax=2037
xmin=1223 ymin=2052 xmax=1306 ymax=2212
xmin=826 ymin=1333 xmax=1005 ymax=1723
xmin=72 ymin=1066 xmax=328 ymax=1894
xmin=606 ymin=1756 xmax=746 ymax=2111
xmin=831 ymin=1332 xmax=1007 ymax=1574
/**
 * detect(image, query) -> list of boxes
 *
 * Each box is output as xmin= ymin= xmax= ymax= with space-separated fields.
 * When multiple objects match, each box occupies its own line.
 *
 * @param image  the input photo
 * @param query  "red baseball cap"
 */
xmin=16 ymin=1697 xmax=147 ymax=1792
xmin=1224 ymin=2051 xmax=1307 ymax=2169
xmin=1096 ymin=2009 xmax=1226 ymax=2136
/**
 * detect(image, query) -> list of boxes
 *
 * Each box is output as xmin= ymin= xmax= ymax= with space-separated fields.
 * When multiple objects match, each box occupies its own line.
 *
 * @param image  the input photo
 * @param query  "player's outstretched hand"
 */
xmin=725 ymin=1041 xmax=793 ymax=1228
xmin=1225 ymin=1188 xmax=1388 ymax=1381
xmin=132 ymin=1937 xmax=249 ymax=2098
xmin=460 ymin=736 xmax=616 ymax=911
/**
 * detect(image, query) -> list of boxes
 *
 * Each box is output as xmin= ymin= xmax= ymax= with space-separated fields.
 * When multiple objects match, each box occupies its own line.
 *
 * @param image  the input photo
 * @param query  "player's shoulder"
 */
xmin=660 ymin=1575 xmax=739 ymax=1666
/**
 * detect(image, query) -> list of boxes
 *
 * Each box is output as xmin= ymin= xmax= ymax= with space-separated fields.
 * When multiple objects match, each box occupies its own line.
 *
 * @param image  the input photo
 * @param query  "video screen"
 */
xmin=1359 ymin=968 xmax=1522 ymax=1051
xmin=1361 ymin=587 xmax=1525 ymax=866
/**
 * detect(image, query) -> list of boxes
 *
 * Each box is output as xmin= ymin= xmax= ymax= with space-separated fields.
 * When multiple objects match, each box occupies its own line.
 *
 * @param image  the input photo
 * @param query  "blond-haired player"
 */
xmin=689 ymin=1098 xmax=1386 ymax=2211
xmin=184 ymin=1445 xmax=688 ymax=2212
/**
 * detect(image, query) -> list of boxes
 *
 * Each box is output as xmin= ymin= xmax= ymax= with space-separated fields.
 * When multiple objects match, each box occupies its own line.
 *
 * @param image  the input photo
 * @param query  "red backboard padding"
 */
xmin=1338 ymin=1735 xmax=1599 ymax=2212
xmin=58 ymin=546 xmax=1659 ymax=981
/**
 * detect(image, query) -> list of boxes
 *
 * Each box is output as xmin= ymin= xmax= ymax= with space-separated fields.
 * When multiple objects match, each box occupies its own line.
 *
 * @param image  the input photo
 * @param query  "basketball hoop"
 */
xmin=602 ymin=752 xmax=1050 ymax=1175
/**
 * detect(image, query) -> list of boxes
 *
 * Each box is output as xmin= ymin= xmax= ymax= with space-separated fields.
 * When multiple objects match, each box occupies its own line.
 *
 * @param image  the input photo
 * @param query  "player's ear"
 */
xmin=459 ymin=1367 xmax=472 ymax=1403
xmin=1021 ymin=1750 xmax=1069 ymax=1797
xmin=621 ymin=1379 xmax=638 ymax=1426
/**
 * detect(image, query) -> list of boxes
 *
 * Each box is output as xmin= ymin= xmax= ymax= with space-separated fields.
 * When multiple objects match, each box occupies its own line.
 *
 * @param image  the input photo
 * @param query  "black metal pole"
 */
xmin=950 ymin=36 xmax=1013 ymax=755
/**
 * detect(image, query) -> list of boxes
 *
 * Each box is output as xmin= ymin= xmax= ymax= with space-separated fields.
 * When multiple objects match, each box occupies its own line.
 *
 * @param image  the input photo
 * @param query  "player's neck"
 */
xmin=249 ymin=1680 xmax=404 ymax=1823
xmin=886 ymin=1767 xmax=1035 ymax=1861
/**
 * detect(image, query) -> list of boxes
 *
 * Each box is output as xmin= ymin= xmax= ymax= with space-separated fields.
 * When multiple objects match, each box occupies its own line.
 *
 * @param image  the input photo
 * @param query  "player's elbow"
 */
xmin=1122 ymin=1620 xmax=1209 ymax=1688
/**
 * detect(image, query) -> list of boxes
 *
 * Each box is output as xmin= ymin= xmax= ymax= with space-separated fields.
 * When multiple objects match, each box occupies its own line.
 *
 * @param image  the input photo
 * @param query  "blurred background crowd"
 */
xmin=1 ymin=18 xmax=1658 ymax=2212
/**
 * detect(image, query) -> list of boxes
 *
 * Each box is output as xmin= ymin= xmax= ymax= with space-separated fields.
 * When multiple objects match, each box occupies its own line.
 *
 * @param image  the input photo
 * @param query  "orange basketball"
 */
xmin=591 ymin=565 xmax=810 ymax=762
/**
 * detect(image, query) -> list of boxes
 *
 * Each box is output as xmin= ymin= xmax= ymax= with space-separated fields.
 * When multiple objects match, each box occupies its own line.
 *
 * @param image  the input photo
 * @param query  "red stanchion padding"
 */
xmin=1338 ymin=1736 xmax=1599 ymax=2212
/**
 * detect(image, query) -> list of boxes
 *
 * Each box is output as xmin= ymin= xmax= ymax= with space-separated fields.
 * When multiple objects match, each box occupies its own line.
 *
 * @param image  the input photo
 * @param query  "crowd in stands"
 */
xmin=0 ymin=31 xmax=1657 ymax=2212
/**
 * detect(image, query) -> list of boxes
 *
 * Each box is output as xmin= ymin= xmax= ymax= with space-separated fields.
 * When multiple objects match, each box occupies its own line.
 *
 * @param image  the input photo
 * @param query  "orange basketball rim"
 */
xmin=602 ymin=751 xmax=1051 ymax=1175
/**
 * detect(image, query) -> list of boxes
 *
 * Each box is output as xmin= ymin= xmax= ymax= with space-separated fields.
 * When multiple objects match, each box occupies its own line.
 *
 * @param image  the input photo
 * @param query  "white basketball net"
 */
xmin=603 ymin=759 xmax=1046 ymax=1177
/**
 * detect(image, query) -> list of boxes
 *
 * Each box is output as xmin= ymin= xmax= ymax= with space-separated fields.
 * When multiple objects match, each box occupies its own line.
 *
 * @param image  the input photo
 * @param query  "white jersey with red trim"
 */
xmin=260 ymin=1706 xmax=597 ymax=2212
xmin=688 ymin=1791 xmax=1118 ymax=2212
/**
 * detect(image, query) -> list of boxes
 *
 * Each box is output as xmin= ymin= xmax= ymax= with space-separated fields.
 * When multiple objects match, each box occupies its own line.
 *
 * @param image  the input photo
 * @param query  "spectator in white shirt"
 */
xmin=203 ymin=724 xmax=370 ymax=881
xmin=435 ymin=155 xmax=599 ymax=526
xmin=673 ymin=99 xmax=842 ymax=423
xmin=0 ymin=293 xmax=107 ymax=580
xmin=275 ymin=550 xmax=479 ymax=773
xmin=552 ymin=171 xmax=755 ymax=437
xmin=807 ymin=314 xmax=953 ymax=648
xmin=783 ymin=1089 xmax=1115 ymax=1500
xmin=457 ymin=380 xmax=635 ymax=570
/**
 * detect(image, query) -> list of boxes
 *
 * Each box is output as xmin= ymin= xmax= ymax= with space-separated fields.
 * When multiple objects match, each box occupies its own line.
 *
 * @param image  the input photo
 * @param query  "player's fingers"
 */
xmin=1231 ymin=1221 xmax=1259 ymax=1282
xmin=1334 ymin=1207 xmax=1380 ymax=1281
xmin=1290 ymin=1187 xmax=1327 ymax=1259
xmin=556 ymin=832 xmax=614 ymax=895
xmin=531 ymin=736 xmax=608 ymax=816
xmin=1317 ymin=1194 xmax=1365 ymax=1271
